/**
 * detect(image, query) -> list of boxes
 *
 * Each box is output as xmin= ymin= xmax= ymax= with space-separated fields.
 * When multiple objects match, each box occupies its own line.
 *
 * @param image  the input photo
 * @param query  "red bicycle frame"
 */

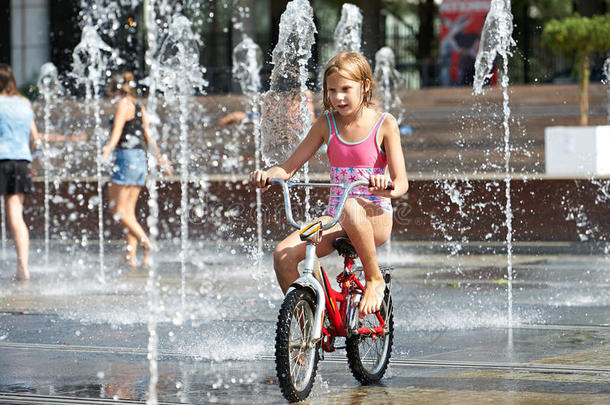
xmin=319 ymin=256 xmax=387 ymax=352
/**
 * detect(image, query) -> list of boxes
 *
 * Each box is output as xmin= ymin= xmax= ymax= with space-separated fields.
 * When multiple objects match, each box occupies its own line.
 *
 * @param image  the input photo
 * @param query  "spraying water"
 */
xmin=72 ymin=24 xmax=119 ymax=283
xmin=232 ymin=35 xmax=264 ymax=257
xmin=261 ymin=0 xmax=316 ymax=167
xmin=334 ymin=3 xmax=363 ymax=53
xmin=142 ymin=2 xmax=167 ymax=403
xmin=473 ymin=0 xmax=515 ymax=328
xmin=37 ymin=63 xmax=62 ymax=266
xmin=157 ymin=14 xmax=206 ymax=307
xmin=603 ymin=57 xmax=610 ymax=124
xmin=374 ymin=47 xmax=404 ymax=125
xmin=316 ymin=3 xmax=362 ymax=90
xmin=261 ymin=0 xmax=316 ymax=219
xmin=1 ymin=198 xmax=5 ymax=260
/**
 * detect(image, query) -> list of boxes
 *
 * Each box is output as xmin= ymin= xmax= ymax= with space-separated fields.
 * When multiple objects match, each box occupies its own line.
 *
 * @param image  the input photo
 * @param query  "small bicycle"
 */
xmin=269 ymin=178 xmax=394 ymax=403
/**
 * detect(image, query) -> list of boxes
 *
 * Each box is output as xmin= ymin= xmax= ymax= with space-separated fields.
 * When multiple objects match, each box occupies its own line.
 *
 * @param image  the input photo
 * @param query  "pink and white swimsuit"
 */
xmin=324 ymin=111 xmax=393 ymax=217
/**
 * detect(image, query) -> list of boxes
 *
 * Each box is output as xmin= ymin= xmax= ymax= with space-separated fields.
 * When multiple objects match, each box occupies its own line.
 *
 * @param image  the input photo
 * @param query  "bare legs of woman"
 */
xmin=273 ymin=198 xmax=392 ymax=315
xmin=108 ymin=183 xmax=152 ymax=268
xmin=5 ymin=194 xmax=30 ymax=280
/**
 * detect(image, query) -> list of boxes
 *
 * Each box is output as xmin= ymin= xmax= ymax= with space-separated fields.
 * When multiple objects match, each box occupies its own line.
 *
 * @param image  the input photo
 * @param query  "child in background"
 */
xmin=250 ymin=52 xmax=408 ymax=315
xmin=0 ymin=64 xmax=41 ymax=280
xmin=102 ymin=72 xmax=172 ymax=268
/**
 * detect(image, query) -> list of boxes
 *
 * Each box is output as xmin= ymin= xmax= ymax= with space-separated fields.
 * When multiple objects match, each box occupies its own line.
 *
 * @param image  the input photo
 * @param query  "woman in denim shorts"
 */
xmin=102 ymin=72 xmax=172 ymax=268
xmin=0 ymin=64 xmax=41 ymax=280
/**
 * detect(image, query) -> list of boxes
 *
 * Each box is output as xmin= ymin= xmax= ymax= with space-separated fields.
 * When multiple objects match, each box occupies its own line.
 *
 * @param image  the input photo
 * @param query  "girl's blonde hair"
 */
xmin=108 ymin=72 xmax=136 ymax=97
xmin=322 ymin=52 xmax=375 ymax=111
xmin=0 ymin=64 xmax=21 ymax=96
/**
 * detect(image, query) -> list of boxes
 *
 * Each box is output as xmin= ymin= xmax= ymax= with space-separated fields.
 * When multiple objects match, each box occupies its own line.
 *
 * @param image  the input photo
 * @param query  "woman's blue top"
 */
xmin=0 ymin=95 xmax=34 ymax=161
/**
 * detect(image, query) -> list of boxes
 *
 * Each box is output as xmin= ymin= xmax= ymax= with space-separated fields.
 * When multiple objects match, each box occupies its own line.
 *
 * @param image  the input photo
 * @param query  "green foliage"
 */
xmin=525 ymin=0 xmax=574 ymax=22
xmin=542 ymin=13 xmax=610 ymax=125
xmin=18 ymin=83 xmax=39 ymax=101
xmin=542 ymin=13 xmax=610 ymax=60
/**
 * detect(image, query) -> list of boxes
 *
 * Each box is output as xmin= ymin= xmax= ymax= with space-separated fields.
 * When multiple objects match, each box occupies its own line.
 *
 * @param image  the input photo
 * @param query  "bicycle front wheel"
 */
xmin=275 ymin=288 xmax=320 ymax=402
xmin=345 ymin=288 xmax=393 ymax=384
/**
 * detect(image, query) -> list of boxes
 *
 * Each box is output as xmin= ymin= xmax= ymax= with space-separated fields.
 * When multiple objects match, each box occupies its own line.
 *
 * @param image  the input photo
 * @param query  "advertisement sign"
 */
xmin=439 ymin=0 xmax=491 ymax=86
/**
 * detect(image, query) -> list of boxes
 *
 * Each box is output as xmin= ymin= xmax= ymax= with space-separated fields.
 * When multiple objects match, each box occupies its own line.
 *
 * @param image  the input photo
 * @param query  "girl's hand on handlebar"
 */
xmin=249 ymin=169 xmax=271 ymax=192
xmin=369 ymin=174 xmax=393 ymax=196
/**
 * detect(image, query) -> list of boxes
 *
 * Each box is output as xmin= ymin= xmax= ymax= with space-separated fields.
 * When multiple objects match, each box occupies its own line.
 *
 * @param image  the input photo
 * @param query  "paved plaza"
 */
xmin=1 ymin=240 xmax=609 ymax=404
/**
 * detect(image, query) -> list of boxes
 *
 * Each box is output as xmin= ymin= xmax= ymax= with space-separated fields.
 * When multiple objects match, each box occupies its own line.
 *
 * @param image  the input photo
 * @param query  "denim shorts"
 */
xmin=110 ymin=149 xmax=147 ymax=186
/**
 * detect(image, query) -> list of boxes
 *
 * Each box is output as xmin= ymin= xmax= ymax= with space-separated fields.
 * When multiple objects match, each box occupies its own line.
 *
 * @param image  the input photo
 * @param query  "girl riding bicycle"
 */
xmin=250 ymin=51 xmax=408 ymax=316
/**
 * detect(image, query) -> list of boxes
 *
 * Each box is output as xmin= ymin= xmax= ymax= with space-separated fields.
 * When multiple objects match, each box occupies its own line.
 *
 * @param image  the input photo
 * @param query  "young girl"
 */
xmin=0 ymin=64 xmax=41 ymax=280
xmin=250 ymin=52 xmax=408 ymax=315
xmin=102 ymin=72 xmax=171 ymax=268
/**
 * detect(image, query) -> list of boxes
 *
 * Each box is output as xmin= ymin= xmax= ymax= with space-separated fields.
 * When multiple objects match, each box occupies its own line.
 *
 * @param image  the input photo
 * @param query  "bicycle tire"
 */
xmin=345 ymin=288 xmax=393 ymax=384
xmin=275 ymin=288 xmax=320 ymax=402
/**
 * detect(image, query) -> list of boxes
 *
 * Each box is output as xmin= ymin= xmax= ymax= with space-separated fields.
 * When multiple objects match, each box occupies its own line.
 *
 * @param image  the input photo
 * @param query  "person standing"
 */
xmin=102 ymin=72 xmax=171 ymax=268
xmin=0 ymin=64 xmax=41 ymax=280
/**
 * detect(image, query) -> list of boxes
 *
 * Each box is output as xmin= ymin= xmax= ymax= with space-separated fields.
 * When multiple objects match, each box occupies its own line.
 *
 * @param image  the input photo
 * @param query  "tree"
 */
xmin=542 ymin=13 xmax=610 ymax=125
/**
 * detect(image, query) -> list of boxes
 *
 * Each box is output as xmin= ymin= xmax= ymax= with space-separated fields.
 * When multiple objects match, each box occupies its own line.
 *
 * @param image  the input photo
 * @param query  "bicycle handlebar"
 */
xmin=267 ymin=178 xmax=393 ymax=230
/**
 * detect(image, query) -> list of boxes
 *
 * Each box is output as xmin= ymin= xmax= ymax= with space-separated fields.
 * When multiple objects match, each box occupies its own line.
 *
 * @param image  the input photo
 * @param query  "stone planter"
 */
xmin=545 ymin=125 xmax=610 ymax=175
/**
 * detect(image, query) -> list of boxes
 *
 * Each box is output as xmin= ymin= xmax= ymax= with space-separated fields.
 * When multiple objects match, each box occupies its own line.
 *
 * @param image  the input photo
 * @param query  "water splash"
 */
xmin=232 ymin=36 xmax=262 ymax=96
xmin=0 ymin=198 xmax=5 ymax=260
xmin=232 ymin=35 xmax=264 ymax=259
xmin=157 ymin=14 xmax=206 ymax=308
xmin=334 ymin=3 xmax=362 ymax=53
xmin=142 ymin=3 xmax=165 ymax=403
xmin=473 ymin=0 xmax=515 ymax=328
xmin=261 ymin=0 xmax=316 ymax=167
xmin=37 ymin=63 xmax=63 ymax=266
xmin=602 ymin=57 xmax=610 ymax=124
xmin=72 ymin=24 xmax=118 ymax=283
xmin=374 ymin=47 xmax=404 ymax=124
xmin=473 ymin=0 xmax=514 ymax=95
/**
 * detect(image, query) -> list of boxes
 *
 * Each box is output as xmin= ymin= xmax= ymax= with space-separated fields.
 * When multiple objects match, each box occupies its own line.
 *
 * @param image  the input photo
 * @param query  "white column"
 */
xmin=10 ymin=0 xmax=50 ymax=86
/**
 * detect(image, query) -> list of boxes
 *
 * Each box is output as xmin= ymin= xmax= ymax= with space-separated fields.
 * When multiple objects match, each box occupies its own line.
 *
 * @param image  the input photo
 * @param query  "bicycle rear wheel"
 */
xmin=345 ymin=287 xmax=393 ymax=384
xmin=275 ymin=288 xmax=320 ymax=402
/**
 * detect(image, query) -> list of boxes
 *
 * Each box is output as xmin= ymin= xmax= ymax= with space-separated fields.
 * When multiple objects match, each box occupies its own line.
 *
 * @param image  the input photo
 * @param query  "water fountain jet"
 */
xmin=37 ymin=63 xmax=63 ymax=266
xmin=473 ymin=0 xmax=515 ymax=328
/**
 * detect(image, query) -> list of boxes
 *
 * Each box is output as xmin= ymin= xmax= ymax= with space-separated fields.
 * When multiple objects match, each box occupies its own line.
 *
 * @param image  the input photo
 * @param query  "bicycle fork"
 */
xmin=286 ymin=243 xmax=326 ymax=341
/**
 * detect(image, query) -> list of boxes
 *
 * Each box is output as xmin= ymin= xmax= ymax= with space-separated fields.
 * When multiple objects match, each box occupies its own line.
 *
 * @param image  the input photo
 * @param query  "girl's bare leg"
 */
xmin=340 ymin=198 xmax=392 ymax=315
xmin=273 ymin=216 xmax=345 ymax=293
xmin=6 ymin=194 xmax=30 ymax=280
xmin=125 ymin=232 xmax=138 ymax=267
xmin=108 ymin=183 xmax=150 ymax=267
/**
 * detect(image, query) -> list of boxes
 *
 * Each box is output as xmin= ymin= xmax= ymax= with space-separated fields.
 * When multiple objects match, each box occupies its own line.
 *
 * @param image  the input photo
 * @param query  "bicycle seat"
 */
xmin=333 ymin=237 xmax=358 ymax=259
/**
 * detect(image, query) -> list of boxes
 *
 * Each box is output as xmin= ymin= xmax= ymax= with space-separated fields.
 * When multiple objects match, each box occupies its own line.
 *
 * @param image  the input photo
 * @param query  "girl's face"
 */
xmin=326 ymin=73 xmax=367 ymax=116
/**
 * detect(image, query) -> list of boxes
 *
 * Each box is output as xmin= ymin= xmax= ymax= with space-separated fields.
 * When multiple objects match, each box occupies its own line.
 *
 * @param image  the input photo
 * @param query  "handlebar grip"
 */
xmin=369 ymin=180 xmax=394 ymax=190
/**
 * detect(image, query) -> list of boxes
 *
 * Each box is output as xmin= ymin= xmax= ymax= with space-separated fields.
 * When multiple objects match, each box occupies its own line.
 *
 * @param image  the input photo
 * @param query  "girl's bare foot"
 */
xmin=359 ymin=278 xmax=385 ymax=315
xmin=121 ymin=254 xmax=138 ymax=269
xmin=141 ymin=250 xmax=151 ymax=268
xmin=14 ymin=270 xmax=30 ymax=281
xmin=140 ymin=237 xmax=154 ymax=268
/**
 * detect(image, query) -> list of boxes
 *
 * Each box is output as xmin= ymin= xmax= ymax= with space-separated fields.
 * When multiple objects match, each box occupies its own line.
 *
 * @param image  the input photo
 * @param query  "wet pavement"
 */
xmin=1 ymin=240 xmax=609 ymax=404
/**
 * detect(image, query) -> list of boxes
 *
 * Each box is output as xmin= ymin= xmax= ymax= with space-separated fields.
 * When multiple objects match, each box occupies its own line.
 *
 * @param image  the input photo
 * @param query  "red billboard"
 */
xmin=439 ymin=0 xmax=492 ymax=86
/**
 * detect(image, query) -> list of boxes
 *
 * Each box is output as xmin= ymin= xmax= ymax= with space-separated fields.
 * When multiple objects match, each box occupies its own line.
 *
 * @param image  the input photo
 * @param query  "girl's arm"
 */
xmin=101 ymin=98 xmax=130 ymax=161
xmin=250 ymin=115 xmax=327 ymax=189
xmin=371 ymin=114 xmax=408 ymax=198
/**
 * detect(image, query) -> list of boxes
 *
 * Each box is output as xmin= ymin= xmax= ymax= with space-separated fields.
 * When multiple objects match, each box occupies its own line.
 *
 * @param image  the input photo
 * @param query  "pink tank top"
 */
xmin=324 ymin=111 xmax=392 ymax=216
